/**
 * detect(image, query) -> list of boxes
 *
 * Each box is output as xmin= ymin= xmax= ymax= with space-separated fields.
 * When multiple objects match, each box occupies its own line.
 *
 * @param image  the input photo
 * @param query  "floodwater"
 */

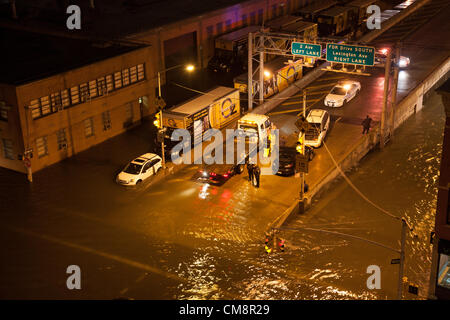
xmin=0 ymin=90 xmax=444 ymax=300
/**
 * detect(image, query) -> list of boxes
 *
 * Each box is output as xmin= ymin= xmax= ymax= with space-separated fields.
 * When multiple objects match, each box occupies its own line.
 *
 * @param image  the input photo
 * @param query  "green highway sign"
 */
xmin=326 ymin=43 xmax=375 ymax=66
xmin=291 ymin=42 xmax=322 ymax=58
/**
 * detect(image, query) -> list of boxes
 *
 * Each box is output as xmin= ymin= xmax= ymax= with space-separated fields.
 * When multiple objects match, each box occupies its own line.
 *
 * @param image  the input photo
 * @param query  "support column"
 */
xmin=380 ymin=50 xmax=392 ymax=149
xmin=248 ymin=33 xmax=253 ymax=111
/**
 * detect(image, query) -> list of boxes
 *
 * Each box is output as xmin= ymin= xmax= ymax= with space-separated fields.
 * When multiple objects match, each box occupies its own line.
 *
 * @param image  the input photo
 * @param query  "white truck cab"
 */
xmin=302 ymin=109 xmax=330 ymax=148
xmin=237 ymin=113 xmax=272 ymax=143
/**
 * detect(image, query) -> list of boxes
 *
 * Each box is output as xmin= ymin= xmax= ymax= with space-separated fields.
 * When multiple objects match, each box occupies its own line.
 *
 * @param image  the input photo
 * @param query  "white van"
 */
xmin=302 ymin=109 xmax=330 ymax=148
xmin=237 ymin=113 xmax=272 ymax=143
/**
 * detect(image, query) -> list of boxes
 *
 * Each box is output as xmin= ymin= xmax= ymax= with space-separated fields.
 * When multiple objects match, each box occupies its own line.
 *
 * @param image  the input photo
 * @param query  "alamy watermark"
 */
xmin=366 ymin=5 xmax=381 ymax=30
xmin=169 ymin=124 xmax=280 ymax=175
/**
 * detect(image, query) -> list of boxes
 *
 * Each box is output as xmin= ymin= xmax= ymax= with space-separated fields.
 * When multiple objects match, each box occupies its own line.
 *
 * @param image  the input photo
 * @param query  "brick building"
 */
xmin=0 ymin=29 xmax=153 ymax=174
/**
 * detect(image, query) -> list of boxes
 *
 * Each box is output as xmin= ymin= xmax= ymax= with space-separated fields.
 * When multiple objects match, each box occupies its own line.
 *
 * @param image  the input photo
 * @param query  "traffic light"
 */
xmin=153 ymin=112 xmax=161 ymax=128
xmin=296 ymin=141 xmax=303 ymax=154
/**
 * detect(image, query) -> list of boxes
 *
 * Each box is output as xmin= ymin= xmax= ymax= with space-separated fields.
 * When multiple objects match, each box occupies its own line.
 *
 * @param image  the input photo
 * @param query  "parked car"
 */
xmin=324 ymin=80 xmax=361 ymax=107
xmin=116 ymin=153 xmax=162 ymax=186
xmin=276 ymin=146 xmax=315 ymax=176
xmin=303 ymin=109 xmax=330 ymax=148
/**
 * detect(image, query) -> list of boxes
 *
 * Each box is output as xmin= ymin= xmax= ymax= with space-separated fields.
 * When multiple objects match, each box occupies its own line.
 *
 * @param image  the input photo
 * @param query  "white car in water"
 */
xmin=324 ymin=80 xmax=361 ymax=107
xmin=116 ymin=153 xmax=162 ymax=186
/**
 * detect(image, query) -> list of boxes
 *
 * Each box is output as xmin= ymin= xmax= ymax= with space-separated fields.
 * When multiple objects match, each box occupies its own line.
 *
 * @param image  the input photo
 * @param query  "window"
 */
xmin=0 ymin=102 xmax=8 ymax=121
xmin=102 ymin=111 xmax=111 ymax=131
xmin=40 ymin=96 xmax=51 ymax=115
xmin=114 ymin=71 xmax=122 ymax=89
xmin=226 ymin=19 xmax=232 ymax=31
xmin=70 ymin=86 xmax=80 ymax=105
xmin=2 ymin=139 xmax=14 ymax=160
xmin=106 ymin=74 xmax=114 ymax=92
xmin=36 ymin=136 xmax=48 ymax=158
xmin=30 ymin=99 xmax=41 ymax=119
xmin=61 ymin=90 xmax=70 ymax=108
xmin=272 ymin=4 xmax=277 ymax=19
xmin=137 ymin=64 xmax=145 ymax=81
xmin=84 ymin=118 xmax=94 ymax=137
xmin=97 ymin=77 xmax=107 ymax=96
xmin=129 ymin=66 xmax=138 ymax=83
xmin=216 ymin=22 xmax=223 ymax=34
xmin=80 ymin=83 xmax=89 ymax=102
xmin=250 ymin=11 xmax=256 ymax=25
xmin=89 ymin=80 xmax=98 ymax=98
xmin=50 ymin=92 xmax=62 ymax=111
xmin=241 ymin=14 xmax=247 ymax=27
xmin=56 ymin=128 xmax=67 ymax=150
xmin=206 ymin=25 xmax=214 ymax=39
xmin=122 ymin=68 xmax=130 ymax=86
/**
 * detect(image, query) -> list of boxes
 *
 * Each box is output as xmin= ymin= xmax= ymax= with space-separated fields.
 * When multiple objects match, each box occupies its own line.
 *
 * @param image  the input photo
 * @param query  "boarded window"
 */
xmin=56 ymin=128 xmax=67 ymax=150
xmin=36 ymin=136 xmax=48 ymax=158
xmin=84 ymin=118 xmax=94 ymax=137
xmin=137 ymin=64 xmax=145 ymax=81
xmin=106 ymin=74 xmax=114 ymax=93
xmin=206 ymin=25 xmax=214 ymax=39
xmin=2 ymin=139 xmax=14 ymax=160
xmin=102 ymin=111 xmax=111 ymax=131
xmin=250 ymin=11 xmax=256 ymax=25
xmin=89 ymin=80 xmax=98 ymax=98
xmin=129 ymin=66 xmax=138 ymax=83
xmin=70 ymin=86 xmax=80 ymax=105
xmin=30 ymin=99 xmax=40 ymax=119
xmin=79 ymin=83 xmax=89 ymax=102
xmin=50 ymin=92 xmax=62 ymax=111
xmin=61 ymin=90 xmax=70 ymax=108
xmin=40 ymin=96 xmax=51 ymax=115
xmin=258 ymin=9 xmax=264 ymax=24
xmin=122 ymin=68 xmax=130 ymax=86
xmin=216 ymin=22 xmax=223 ymax=34
xmin=114 ymin=72 xmax=122 ymax=89
xmin=241 ymin=14 xmax=247 ymax=27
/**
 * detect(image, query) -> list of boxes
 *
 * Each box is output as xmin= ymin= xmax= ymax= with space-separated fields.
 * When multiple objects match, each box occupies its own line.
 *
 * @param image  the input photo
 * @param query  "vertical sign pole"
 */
xmin=160 ymin=110 xmax=166 ymax=169
xmin=380 ymin=50 xmax=392 ymax=149
xmin=259 ymin=34 xmax=264 ymax=105
xmin=248 ymin=33 xmax=253 ymax=111
xmin=398 ymin=218 xmax=407 ymax=300
xmin=299 ymin=90 xmax=306 ymax=214
xmin=389 ymin=43 xmax=401 ymax=140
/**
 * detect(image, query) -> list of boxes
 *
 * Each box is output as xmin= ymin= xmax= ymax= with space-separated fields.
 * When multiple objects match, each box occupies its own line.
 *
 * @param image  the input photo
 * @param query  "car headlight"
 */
xmin=129 ymin=179 xmax=134 ymax=183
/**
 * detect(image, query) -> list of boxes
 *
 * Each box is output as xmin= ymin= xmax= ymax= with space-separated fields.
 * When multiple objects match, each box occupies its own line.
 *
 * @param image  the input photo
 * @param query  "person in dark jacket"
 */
xmin=362 ymin=115 xmax=372 ymax=134
xmin=247 ymin=162 xmax=254 ymax=182
xmin=253 ymin=165 xmax=261 ymax=188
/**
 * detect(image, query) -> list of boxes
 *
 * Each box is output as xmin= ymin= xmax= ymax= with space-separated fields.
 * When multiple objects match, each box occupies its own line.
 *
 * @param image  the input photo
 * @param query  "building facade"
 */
xmin=0 ymin=45 xmax=154 ymax=174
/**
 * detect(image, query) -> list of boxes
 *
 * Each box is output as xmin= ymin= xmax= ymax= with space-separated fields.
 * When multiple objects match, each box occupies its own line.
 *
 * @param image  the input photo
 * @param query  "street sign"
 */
xmin=292 ymin=42 xmax=322 ymax=58
xmin=295 ymin=154 xmax=309 ymax=173
xmin=391 ymin=258 xmax=400 ymax=265
xmin=155 ymin=97 xmax=166 ymax=110
xmin=326 ymin=43 xmax=375 ymax=66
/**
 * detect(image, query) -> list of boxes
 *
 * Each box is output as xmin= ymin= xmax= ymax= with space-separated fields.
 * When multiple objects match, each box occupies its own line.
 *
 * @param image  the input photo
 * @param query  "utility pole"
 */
xmin=398 ymin=218 xmax=407 ymax=300
xmin=389 ymin=43 xmax=401 ymax=140
xmin=259 ymin=34 xmax=265 ymax=105
xmin=248 ymin=32 xmax=253 ymax=111
xmin=298 ymin=90 xmax=307 ymax=214
xmin=380 ymin=49 xmax=392 ymax=149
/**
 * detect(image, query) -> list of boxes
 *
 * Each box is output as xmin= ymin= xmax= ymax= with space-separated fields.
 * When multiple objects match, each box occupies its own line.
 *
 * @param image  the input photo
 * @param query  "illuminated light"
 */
xmin=185 ymin=64 xmax=195 ymax=72
xmin=264 ymin=70 xmax=272 ymax=78
xmin=153 ymin=113 xmax=161 ymax=128
xmin=202 ymin=171 xmax=208 ymax=177
xmin=223 ymin=174 xmax=229 ymax=178
xmin=380 ymin=48 xmax=388 ymax=55
xmin=343 ymin=84 xmax=351 ymax=90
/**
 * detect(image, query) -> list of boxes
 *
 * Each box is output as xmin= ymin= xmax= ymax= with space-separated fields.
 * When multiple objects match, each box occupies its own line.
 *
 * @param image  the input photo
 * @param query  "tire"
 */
xmin=136 ymin=180 xmax=142 ymax=185
xmin=236 ymin=164 xmax=244 ymax=174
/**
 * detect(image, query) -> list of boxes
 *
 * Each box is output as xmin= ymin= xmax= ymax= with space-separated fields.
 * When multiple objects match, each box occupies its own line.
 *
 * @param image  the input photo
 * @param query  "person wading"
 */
xmin=362 ymin=115 xmax=372 ymax=134
xmin=247 ymin=162 xmax=254 ymax=182
xmin=253 ymin=165 xmax=261 ymax=188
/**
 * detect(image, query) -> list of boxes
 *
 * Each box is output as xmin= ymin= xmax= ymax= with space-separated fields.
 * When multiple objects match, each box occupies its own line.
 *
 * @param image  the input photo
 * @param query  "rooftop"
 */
xmin=0 ymin=28 xmax=144 ymax=85
xmin=0 ymin=0 xmax=252 ymax=40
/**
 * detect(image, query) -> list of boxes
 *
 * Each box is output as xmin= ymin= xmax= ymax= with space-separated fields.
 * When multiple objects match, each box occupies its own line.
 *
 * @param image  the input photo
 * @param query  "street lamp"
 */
xmin=155 ymin=63 xmax=196 ymax=169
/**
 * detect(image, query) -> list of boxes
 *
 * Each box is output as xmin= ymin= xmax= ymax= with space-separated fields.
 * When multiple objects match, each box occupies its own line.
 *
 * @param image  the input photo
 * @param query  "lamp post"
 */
xmin=155 ymin=64 xmax=195 ymax=169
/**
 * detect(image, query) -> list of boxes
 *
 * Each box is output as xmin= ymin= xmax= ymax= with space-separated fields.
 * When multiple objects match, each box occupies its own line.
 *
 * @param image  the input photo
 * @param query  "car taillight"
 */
xmin=210 ymin=172 xmax=216 ymax=176
xmin=223 ymin=174 xmax=229 ymax=178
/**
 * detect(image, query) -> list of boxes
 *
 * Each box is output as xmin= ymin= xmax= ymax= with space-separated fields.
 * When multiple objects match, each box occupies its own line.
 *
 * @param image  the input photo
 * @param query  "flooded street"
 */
xmin=0 ymin=88 xmax=445 ymax=299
